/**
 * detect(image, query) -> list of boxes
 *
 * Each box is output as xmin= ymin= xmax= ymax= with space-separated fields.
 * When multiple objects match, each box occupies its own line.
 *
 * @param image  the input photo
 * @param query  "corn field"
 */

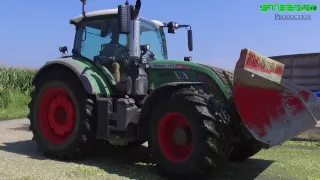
xmin=0 ymin=66 xmax=37 ymax=108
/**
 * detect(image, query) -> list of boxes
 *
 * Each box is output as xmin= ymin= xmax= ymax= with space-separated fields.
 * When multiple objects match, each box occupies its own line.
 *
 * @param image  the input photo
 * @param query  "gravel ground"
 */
xmin=0 ymin=119 xmax=160 ymax=180
xmin=294 ymin=121 xmax=320 ymax=141
xmin=0 ymin=119 xmax=319 ymax=180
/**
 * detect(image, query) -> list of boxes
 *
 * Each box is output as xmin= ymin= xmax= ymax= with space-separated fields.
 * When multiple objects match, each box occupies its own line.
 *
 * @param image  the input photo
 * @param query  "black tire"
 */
xmin=148 ymin=87 xmax=231 ymax=178
xmin=228 ymin=139 xmax=263 ymax=162
xmin=126 ymin=140 xmax=146 ymax=147
xmin=28 ymin=68 xmax=97 ymax=160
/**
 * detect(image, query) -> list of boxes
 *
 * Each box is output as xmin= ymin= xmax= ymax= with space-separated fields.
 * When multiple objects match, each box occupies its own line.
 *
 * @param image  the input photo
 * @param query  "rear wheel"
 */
xmin=148 ymin=87 xmax=231 ymax=178
xmin=28 ymin=68 xmax=97 ymax=159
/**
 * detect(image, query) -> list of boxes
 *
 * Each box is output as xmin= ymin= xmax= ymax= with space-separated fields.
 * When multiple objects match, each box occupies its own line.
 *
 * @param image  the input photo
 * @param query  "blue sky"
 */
xmin=0 ymin=0 xmax=319 ymax=70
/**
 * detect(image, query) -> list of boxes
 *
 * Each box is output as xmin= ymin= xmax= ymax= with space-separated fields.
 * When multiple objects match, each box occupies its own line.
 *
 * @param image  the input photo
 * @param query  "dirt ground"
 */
xmin=295 ymin=126 xmax=320 ymax=141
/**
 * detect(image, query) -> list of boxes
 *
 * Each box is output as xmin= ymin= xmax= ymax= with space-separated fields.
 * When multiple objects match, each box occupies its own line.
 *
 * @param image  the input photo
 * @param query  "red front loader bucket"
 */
xmin=233 ymin=49 xmax=319 ymax=146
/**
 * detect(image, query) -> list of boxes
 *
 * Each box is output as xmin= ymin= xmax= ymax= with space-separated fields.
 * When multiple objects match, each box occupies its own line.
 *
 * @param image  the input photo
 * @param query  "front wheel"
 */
xmin=148 ymin=87 xmax=231 ymax=178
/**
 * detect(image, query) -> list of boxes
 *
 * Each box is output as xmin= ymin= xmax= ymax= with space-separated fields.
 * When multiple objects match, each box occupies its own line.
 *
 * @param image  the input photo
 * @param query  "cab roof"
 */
xmin=70 ymin=8 xmax=164 ymax=27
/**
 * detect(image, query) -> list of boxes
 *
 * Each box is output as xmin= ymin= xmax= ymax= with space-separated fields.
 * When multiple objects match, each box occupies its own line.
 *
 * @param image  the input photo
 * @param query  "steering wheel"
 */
xmin=113 ymin=46 xmax=130 ymax=73
xmin=114 ymin=46 xmax=128 ymax=62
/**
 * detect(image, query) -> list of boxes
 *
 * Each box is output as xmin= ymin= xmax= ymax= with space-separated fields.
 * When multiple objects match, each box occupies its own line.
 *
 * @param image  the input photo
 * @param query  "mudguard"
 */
xmin=33 ymin=57 xmax=115 ymax=96
xmin=233 ymin=49 xmax=319 ymax=146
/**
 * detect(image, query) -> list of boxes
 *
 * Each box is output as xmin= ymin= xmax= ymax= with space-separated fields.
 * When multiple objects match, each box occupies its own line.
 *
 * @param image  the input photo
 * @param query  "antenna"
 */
xmin=80 ymin=0 xmax=87 ymax=17
xmin=135 ymin=0 xmax=141 ymax=15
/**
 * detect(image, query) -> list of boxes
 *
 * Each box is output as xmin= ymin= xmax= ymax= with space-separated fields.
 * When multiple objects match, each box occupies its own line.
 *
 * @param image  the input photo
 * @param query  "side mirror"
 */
xmin=118 ymin=5 xmax=131 ymax=34
xmin=188 ymin=29 xmax=193 ymax=51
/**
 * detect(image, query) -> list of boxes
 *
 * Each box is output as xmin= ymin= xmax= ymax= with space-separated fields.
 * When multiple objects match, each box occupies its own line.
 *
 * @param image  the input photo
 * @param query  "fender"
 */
xmin=33 ymin=57 xmax=116 ymax=96
xmin=138 ymin=82 xmax=203 ymax=139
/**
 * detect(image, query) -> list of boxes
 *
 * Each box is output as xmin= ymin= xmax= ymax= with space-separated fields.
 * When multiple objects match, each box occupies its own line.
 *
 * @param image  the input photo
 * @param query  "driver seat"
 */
xmin=111 ymin=61 xmax=130 ymax=94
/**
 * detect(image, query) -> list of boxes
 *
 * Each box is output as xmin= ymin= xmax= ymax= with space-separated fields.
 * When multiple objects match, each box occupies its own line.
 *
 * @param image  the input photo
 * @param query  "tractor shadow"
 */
xmin=0 ymin=124 xmax=274 ymax=180
xmin=8 ymin=123 xmax=30 ymax=131
xmin=0 ymin=140 xmax=274 ymax=180
xmin=207 ymin=159 xmax=273 ymax=180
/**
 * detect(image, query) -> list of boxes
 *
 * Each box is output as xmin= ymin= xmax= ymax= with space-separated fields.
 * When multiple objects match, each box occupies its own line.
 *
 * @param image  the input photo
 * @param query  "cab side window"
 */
xmin=75 ymin=18 xmax=128 ymax=60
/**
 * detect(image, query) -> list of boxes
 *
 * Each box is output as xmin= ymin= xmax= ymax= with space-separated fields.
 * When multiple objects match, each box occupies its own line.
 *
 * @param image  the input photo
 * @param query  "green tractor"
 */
xmin=28 ymin=0 xmax=319 ymax=178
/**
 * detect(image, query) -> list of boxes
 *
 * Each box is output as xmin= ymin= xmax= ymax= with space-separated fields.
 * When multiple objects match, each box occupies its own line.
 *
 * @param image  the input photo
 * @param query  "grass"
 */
xmin=251 ymin=142 xmax=320 ymax=180
xmin=282 ymin=140 xmax=320 ymax=147
xmin=0 ymin=91 xmax=30 ymax=120
xmin=0 ymin=66 xmax=35 ymax=120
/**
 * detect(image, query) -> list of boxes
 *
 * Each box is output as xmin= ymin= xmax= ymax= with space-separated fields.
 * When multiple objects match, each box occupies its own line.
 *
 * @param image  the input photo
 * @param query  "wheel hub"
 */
xmin=173 ymin=126 xmax=192 ymax=145
xmin=54 ymin=106 xmax=67 ymax=124
xmin=38 ymin=87 xmax=76 ymax=144
xmin=158 ymin=112 xmax=194 ymax=163
xmin=48 ymin=96 xmax=75 ymax=135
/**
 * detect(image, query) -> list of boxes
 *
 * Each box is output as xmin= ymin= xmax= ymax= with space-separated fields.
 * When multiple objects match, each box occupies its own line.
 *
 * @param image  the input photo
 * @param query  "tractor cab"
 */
xmin=70 ymin=12 xmax=168 ymax=63
xmin=68 ymin=3 xmax=193 ymax=97
xmin=70 ymin=10 xmax=166 ymax=86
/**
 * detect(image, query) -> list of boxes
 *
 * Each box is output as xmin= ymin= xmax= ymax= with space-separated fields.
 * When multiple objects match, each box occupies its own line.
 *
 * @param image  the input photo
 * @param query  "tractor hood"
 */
xmin=149 ymin=59 xmax=234 ymax=98
xmin=199 ymin=64 xmax=234 ymax=85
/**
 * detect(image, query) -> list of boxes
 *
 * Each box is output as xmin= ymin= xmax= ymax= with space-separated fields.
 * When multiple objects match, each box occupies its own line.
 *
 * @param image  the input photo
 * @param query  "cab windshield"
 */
xmin=73 ymin=17 xmax=168 ymax=61
xmin=140 ymin=17 xmax=168 ymax=60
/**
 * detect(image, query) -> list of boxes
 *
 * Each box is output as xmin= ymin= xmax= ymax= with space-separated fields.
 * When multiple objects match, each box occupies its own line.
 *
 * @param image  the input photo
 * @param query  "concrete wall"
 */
xmin=270 ymin=53 xmax=320 ymax=91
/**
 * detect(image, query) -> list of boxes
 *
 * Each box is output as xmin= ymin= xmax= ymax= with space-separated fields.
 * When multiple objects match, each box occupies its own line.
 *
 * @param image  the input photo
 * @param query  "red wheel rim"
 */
xmin=38 ymin=87 xmax=76 ymax=144
xmin=158 ymin=112 xmax=194 ymax=163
